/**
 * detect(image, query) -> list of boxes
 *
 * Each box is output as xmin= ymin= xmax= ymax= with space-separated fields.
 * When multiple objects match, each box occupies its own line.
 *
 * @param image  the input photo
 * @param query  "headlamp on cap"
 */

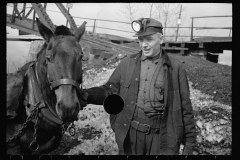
xmin=132 ymin=18 xmax=163 ymax=37
xmin=131 ymin=20 xmax=142 ymax=32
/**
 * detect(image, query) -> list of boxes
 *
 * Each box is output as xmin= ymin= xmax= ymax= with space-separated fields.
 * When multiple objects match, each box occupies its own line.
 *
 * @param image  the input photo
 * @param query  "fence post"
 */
xmin=190 ymin=18 xmax=194 ymax=41
xmin=93 ymin=19 xmax=96 ymax=33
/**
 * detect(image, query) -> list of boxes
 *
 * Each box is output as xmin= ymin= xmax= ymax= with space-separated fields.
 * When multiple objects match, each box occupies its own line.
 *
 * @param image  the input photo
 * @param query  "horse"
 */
xmin=7 ymin=18 xmax=87 ymax=155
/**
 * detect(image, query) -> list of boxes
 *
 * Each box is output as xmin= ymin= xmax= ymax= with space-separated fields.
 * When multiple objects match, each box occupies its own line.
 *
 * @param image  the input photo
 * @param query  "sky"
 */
xmin=6 ymin=3 xmax=232 ymax=73
xmin=6 ymin=3 xmax=232 ymax=39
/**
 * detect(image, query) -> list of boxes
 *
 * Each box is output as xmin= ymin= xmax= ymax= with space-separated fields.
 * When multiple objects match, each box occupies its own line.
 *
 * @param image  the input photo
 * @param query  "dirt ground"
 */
xmin=169 ymin=53 xmax=231 ymax=106
xmin=49 ymin=128 xmax=102 ymax=155
xmin=49 ymin=52 xmax=232 ymax=155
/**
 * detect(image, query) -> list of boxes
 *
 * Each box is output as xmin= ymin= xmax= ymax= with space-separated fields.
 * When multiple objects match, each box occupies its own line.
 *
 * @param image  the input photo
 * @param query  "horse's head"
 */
xmin=36 ymin=18 xmax=86 ymax=122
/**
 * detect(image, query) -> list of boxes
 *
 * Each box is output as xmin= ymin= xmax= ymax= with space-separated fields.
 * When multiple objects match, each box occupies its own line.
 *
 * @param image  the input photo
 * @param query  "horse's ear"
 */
xmin=74 ymin=21 xmax=87 ymax=42
xmin=36 ymin=18 xmax=54 ymax=43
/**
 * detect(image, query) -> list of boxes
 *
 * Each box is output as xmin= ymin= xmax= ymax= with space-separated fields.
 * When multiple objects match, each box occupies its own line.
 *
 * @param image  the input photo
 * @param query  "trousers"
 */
xmin=121 ymin=107 xmax=162 ymax=155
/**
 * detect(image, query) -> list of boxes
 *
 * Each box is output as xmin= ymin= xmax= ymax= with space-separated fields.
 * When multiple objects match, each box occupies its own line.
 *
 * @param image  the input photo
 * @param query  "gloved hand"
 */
xmin=81 ymin=87 xmax=107 ymax=105
xmin=79 ymin=89 xmax=89 ymax=108
xmin=182 ymin=145 xmax=193 ymax=155
xmin=81 ymin=89 xmax=89 ymax=101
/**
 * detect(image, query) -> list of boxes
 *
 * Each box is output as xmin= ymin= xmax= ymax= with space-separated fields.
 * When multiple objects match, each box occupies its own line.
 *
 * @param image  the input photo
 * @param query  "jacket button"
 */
xmin=131 ymin=101 xmax=134 ymax=104
xmin=135 ymin=78 xmax=138 ymax=81
xmin=124 ymin=124 xmax=127 ymax=127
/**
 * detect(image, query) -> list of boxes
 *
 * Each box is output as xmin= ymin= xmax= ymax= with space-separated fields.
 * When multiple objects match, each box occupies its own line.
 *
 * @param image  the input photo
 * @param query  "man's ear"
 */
xmin=158 ymin=33 xmax=164 ymax=44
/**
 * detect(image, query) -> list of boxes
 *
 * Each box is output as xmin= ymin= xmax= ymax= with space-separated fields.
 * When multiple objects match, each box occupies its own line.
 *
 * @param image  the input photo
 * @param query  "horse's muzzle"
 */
xmin=55 ymin=85 xmax=81 ymax=122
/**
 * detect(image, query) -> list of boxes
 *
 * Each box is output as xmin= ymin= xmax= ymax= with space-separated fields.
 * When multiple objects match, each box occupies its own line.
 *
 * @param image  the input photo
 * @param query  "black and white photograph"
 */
xmin=6 ymin=3 xmax=232 ymax=157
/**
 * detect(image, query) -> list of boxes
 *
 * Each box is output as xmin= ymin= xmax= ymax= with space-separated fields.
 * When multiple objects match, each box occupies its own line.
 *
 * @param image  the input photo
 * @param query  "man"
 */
xmin=83 ymin=18 xmax=196 ymax=155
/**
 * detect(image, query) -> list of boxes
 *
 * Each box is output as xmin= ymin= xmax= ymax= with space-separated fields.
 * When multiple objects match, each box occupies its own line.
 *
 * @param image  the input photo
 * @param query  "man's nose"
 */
xmin=142 ymin=41 xmax=148 ymax=48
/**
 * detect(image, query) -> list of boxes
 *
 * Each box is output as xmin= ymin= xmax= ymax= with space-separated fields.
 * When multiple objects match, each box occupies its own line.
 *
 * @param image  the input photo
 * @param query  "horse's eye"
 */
xmin=46 ymin=57 xmax=51 ymax=62
xmin=46 ymin=52 xmax=53 ymax=62
xmin=47 ymin=44 xmax=52 ymax=50
xmin=78 ymin=54 xmax=83 ymax=62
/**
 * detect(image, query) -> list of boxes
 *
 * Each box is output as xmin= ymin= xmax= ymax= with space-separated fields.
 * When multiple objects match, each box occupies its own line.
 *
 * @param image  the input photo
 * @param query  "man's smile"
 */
xmin=143 ymin=48 xmax=151 ymax=52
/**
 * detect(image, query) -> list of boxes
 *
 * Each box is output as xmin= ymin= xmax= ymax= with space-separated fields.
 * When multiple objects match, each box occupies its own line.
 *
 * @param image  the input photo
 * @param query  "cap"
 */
xmin=133 ymin=18 xmax=163 ymax=37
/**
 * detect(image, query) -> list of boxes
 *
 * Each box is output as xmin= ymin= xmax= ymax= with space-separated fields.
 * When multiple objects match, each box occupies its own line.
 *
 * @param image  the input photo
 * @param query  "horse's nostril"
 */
xmin=57 ymin=101 xmax=61 ymax=108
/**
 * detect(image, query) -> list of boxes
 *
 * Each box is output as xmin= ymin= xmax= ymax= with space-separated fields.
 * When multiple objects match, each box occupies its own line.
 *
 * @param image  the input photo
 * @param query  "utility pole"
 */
xmin=190 ymin=18 xmax=194 ymax=41
xmin=93 ymin=12 xmax=99 ymax=34
xmin=93 ymin=19 xmax=96 ymax=33
xmin=66 ymin=3 xmax=73 ymax=27
xmin=175 ymin=5 xmax=182 ymax=42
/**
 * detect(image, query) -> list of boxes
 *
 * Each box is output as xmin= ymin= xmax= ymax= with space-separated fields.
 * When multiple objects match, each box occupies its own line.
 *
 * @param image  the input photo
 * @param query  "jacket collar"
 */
xmin=162 ymin=49 xmax=172 ymax=69
xmin=130 ymin=47 xmax=172 ymax=69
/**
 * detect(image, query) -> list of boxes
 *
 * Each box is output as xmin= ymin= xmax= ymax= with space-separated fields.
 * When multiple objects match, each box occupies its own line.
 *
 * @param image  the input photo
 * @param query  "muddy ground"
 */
xmin=49 ymin=52 xmax=231 ymax=155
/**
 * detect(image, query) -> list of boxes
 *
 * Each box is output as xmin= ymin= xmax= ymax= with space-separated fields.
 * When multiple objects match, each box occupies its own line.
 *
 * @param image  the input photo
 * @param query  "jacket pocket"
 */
xmin=120 ymin=79 xmax=131 ymax=87
xmin=154 ymin=83 xmax=164 ymax=101
xmin=120 ymin=79 xmax=131 ymax=100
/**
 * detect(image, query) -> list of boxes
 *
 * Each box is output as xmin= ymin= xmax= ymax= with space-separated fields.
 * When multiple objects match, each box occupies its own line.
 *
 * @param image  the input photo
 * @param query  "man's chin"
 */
xmin=143 ymin=53 xmax=153 ymax=57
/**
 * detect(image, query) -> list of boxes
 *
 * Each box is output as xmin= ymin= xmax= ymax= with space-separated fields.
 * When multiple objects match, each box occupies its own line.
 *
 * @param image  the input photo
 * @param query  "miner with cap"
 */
xmin=82 ymin=18 xmax=196 ymax=155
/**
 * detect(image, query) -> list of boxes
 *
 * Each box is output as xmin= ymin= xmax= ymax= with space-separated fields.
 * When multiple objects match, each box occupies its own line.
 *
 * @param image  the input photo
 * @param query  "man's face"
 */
xmin=138 ymin=33 xmax=163 ymax=58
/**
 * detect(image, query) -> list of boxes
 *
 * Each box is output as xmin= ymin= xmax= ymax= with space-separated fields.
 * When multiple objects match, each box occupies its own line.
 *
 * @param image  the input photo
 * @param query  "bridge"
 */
xmin=7 ymin=3 xmax=232 ymax=64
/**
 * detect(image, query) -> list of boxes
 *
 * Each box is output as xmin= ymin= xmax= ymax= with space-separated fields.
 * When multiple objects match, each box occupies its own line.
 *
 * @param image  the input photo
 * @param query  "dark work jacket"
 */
xmin=86 ymin=49 xmax=196 ymax=155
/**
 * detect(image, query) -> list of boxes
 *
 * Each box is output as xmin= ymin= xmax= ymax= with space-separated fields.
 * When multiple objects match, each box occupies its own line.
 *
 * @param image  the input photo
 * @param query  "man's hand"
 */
xmin=79 ymin=89 xmax=89 ymax=108
xmin=81 ymin=89 xmax=89 ymax=102
xmin=182 ymin=145 xmax=193 ymax=155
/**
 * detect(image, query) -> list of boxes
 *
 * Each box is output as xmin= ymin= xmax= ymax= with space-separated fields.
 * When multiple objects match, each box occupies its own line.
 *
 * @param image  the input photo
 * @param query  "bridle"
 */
xmin=44 ymin=36 xmax=83 ymax=95
xmin=50 ymin=79 xmax=82 ymax=94
xmin=38 ymin=37 xmax=85 ymax=129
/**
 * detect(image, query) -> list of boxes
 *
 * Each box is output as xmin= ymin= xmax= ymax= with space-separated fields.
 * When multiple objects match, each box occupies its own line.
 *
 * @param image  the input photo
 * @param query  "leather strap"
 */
xmin=51 ymin=79 xmax=81 ymax=93
xmin=28 ymin=64 xmax=44 ymax=103
xmin=27 ymin=64 xmax=64 ymax=125
xmin=40 ymin=108 xmax=63 ymax=125
xmin=131 ymin=120 xmax=160 ymax=134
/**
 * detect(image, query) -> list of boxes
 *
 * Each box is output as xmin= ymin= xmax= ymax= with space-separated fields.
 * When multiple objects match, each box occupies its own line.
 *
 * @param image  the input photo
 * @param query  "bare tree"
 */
xmin=117 ymin=3 xmax=190 ymax=42
xmin=118 ymin=3 xmax=188 ymax=41
xmin=118 ymin=3 xmax=139 ymax=23
xmin=148 ymin=3 xmax=157 ymax=18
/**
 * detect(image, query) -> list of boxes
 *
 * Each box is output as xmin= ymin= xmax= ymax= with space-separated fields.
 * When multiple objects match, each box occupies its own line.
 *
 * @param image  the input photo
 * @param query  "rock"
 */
xmin=196 ymin=121 xmax=203 ymax=129
xmin=211 ymin=110 xmax=218 ymax=114
xmin=219 ymin=119 xmax=228 ymax=124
